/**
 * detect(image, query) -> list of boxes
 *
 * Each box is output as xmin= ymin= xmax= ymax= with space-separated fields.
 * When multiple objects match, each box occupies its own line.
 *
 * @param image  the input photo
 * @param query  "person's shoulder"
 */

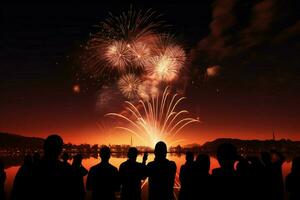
xmin=119 ymin=161 xmax=126 ymax=170
xmin=108 ymin=163 xmax=118 ymax=171
xmin=147 ymin=161 xmax=155 ymax=168
xmin=57 ymin=160 xmax=65 ymax=166
xmin=168 ymin=160 xmax=176 ymax=168
xmin=212 ymin=168 xmax=221 ymax=176
xmin=89 ymin=163 xmax=101 ymax=172
xmin=147 ymin=160 xmax=155 ymax=165
xmin=168 ymin=160 xmax=176 ymax=165
xmin=285 ymin=173 xmax=295 ymax=181
xmin=180 ymin=163 xmax=187 ymax=170
xmin=120 ymin=160 xmax=129 ymax=168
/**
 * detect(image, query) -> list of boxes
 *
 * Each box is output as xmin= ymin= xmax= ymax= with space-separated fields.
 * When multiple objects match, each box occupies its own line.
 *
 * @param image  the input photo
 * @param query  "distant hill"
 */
xmin=201 ymin=138 xmax=300 ymax=154
xmin=0 ymin=132 xmax=44 ymax=149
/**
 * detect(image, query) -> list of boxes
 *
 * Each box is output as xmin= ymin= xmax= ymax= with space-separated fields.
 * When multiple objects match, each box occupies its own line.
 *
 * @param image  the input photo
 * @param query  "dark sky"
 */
xmin=0 ymin=1 xmax=299 ymax=144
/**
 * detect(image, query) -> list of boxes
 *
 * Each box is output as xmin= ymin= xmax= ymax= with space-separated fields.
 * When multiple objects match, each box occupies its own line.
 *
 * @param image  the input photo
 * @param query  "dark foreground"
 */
xmin=0 ymin=135 xmax=300 ymax=200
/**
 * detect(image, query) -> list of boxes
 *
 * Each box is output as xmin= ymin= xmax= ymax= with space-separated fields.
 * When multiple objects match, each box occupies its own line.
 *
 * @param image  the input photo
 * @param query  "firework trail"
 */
xmin=106 ymin=87 xmax=199 ymax=147
xmin=103 ymin=6 xmax=163 ymax=42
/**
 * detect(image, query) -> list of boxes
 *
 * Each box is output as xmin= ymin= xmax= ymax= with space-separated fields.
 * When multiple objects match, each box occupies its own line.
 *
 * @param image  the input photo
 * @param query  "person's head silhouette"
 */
xmin=100 ymin=146 xmax=111 ymax=163
xmin=185 ymin=151 xmax=194 ymax=163
xmin=44 ymin=134 xmax=63 ymax=160
xmin=127 ymin=147 xmax=138 ymax=161
xmin=62 ymin=152 xmax=69 ymax=163
xmin=196 ymin=154 xmax=210 ymax=174
xmin=217 ymin=143 xmax=237 ymax=169
xmin=261 ymin=151 xmax=272 ymax=166
xmin=0 ymin=159 xmax=4 ymax=171
xmin=72 ymin=154 xmax=83 ymax=166
xmin=236 ymin=157 xmax=250 ymax=175
xmin=33 ymin=152 xmax=40 ymax=163
xmin=23 ymin=154 xmax=32 ymax=166
xmin=291 ymin=156 xmax=300 ymax=175
xmin=154 ymin=141 xmax=167 ymax=160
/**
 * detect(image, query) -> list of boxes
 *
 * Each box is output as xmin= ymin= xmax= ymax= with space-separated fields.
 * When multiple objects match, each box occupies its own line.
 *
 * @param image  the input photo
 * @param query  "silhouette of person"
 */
xmin=11 ymin=154 xmax=33 ymax=200
xmin=147 ymin=141 xmax=176 ymax=200
xmin=286 ymin=156 xmax=300 ymax=200
xmin=86 ymin=146 xmax=120 ymax=200
xmin=236 ymin=155 xmax=252 ymax=200
xmin=32 ymin=152 xmax=40 ymax=169
xmin=178 ymin=151 xmax=195 ymax=200
xmin=32 ymin=134 xmax=72 ymax=200
xmin=61 ymin=152 xmax=72 ymax=175
xmin=0 ymin=159 xmax=6 ymax=200
xmin=247 ymin=156 xmax=266 ymax=200
xmin=62 ymin=152 xmax=71 ymax=165
xmin=212 ymin=143 xmax=240 ymax=200
xmin=193 ymin=153 xmax=211 ymax=200
xmin=71 ymin=154 xmax=88 ymax=200
xmin=119 ymin=147 xmax=148 ymax=200
xmin=261 ymin=150 xmax=285 ymax=200
xmin=260 ymin=151 xmax=273 ymax=199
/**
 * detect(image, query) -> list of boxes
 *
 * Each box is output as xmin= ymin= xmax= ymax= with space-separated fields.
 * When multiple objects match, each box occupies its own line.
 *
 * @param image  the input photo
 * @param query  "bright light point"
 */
xmin=73 ymin=84 xmax=80 ymax=94
xmin=206 ymin=65 xmax=220 ymax=77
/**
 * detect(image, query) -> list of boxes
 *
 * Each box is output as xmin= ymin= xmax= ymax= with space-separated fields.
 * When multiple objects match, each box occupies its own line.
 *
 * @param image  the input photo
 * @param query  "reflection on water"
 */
xmin=4 ymin=154 xmax=292 ymax=199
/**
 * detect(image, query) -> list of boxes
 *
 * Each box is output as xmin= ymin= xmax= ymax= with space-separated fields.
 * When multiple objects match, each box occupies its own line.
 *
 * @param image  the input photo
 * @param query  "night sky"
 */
xmin=1 ymin=1 xmax=300 ymax=145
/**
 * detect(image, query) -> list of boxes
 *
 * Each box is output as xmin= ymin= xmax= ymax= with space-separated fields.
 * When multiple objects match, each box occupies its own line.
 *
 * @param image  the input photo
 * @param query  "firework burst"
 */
xmin=104 ymin=40 xmax=132 ymax=70
xmin=118 ymin=73 xmax=141 ymax=99
xmin=106 ymin=87 xmax=199 ymax=147
xmin=83 ymin=7 xmax=189 ymax=103
xmin=147 ymin=45 xmax=186 ymax=82
xmin=84 ymin=6 xmax=164 ymax=76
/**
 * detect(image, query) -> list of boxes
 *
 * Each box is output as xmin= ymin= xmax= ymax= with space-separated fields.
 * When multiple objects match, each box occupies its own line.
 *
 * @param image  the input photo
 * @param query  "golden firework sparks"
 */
xmin=106 ymin=87 xmax=199 ymax=147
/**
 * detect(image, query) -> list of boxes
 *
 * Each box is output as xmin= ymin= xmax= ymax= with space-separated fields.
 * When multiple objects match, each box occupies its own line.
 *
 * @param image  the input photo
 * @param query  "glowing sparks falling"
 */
xmin=106 ymin=88 xmax=199 ymax=147
xmin=118 ymin=74 xmax=141 ymax=99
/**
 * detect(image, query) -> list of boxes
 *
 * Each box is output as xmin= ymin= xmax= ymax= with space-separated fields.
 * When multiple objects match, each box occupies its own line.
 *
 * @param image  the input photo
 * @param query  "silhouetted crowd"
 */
xmin=0 ymin=134 xmax=300 ymax=200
